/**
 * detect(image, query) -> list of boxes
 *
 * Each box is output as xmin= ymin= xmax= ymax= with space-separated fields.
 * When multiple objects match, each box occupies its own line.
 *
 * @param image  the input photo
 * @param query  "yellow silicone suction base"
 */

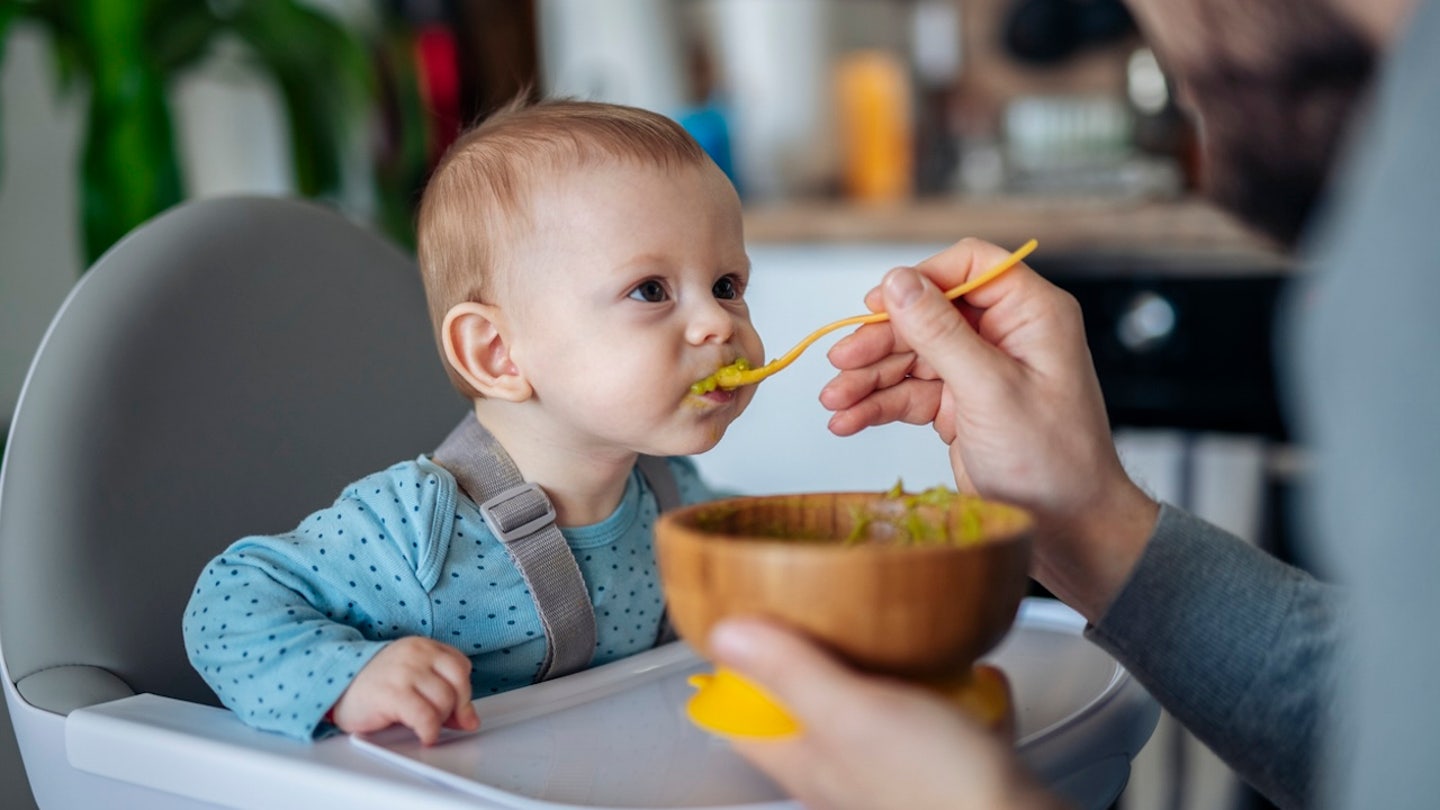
xmin=684 ymin=663 xmax=1014 ymax=741
xmin=922 ymin=663 xmax=1015 ymax=741
xmin=686 ymin=668 xmax=801 ymax=738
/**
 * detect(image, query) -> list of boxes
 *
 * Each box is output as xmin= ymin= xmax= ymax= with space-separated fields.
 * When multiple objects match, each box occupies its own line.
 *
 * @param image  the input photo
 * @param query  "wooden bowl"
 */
xmin=655 ymin=491 xmax=1033 ymax=679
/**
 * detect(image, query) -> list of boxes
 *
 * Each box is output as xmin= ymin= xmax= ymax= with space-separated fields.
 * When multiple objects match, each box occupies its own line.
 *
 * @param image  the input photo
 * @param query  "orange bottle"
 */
xmin=835 ymin=50 xmax=915 ymax=203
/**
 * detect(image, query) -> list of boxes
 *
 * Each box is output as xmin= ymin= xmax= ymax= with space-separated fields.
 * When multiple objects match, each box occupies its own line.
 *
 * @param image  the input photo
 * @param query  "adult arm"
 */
xmin=822 ymin=240 xmax=1340 ymax=807
xmin=1087 ymin=504 xmax=1341 ymax=809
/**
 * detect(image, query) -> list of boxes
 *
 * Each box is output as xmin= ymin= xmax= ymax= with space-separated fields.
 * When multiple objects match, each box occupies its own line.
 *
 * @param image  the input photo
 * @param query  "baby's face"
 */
xmin=496 ymin=160 xmax=763 ymax=458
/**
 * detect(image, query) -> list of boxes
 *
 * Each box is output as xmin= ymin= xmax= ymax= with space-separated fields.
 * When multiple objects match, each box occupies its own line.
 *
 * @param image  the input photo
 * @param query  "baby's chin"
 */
xmin=665 ymin=425 xmax=731 ymax=457
xmin=658 ymin=409 xmax=750 ymax=457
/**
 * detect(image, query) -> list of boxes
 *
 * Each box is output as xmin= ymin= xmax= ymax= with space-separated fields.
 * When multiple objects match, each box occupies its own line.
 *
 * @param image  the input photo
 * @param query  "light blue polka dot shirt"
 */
xmin=183 ymin=455 xmax=717 ymax=740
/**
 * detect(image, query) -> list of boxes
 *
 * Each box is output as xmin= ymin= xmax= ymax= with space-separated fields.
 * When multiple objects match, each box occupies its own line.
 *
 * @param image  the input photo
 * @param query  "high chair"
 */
xmin=1 ymin=196 xmax=1157 ymax=809
xmin=0 ymin=196 xmax=470 ymax=807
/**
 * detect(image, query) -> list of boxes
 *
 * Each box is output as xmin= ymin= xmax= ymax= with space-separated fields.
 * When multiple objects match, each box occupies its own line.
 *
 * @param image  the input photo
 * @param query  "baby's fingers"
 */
xmin=394 ymin=688 xmax=447 ymax=745
xmin=407 ymin=670 xmax=471 ymax=734
xmin=445 ymin=701 xmax=480 ymax=732
xmin=432 ymin=653 xmax=478 ymax=732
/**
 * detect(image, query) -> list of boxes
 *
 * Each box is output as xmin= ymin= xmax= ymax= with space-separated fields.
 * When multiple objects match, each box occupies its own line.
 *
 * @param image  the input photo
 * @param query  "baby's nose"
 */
xmin=686 ymin=299 xmax=737 ymax=345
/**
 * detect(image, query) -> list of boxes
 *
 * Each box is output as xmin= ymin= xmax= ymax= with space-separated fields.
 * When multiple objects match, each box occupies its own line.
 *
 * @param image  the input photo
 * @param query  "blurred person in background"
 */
xmin=708 ymin=0 xmax=1433 ymax=807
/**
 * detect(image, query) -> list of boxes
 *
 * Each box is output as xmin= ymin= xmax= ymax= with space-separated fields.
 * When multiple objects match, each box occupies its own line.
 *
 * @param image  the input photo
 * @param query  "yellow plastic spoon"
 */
xmin=691 ymin=238 xmax=1039 ymax=395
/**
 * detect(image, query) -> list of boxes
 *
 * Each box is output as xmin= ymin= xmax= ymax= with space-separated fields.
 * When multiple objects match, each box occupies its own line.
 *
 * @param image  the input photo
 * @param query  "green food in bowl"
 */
xmin=695 ymin=481 xmax=993 ymax=548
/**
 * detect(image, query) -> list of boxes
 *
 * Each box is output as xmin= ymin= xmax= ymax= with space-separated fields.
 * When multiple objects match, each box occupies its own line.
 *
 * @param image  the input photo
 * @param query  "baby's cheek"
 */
xmin=743 ymin=323 xmax=765 ymax=363
xmin=735 ymin=385 xmax=759 ymax=416
xmin=591 ymin=364 xmax=662 ymax=413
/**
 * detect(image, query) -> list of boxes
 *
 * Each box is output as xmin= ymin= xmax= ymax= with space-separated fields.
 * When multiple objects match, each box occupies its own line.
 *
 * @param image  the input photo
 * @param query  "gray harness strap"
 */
xmin=635 ymin=455 xmax=681 ymax=514
xmin=432 ymin=415 xmax=681 ymax=681
xmin=634 ymin=455 xmax=681 ymax=645
xmin=433 ymin=415 xmax=595 ymax=681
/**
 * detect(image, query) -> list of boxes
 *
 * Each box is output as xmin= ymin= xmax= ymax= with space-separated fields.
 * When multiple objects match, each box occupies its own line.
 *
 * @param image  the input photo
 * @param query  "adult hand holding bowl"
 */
xmin=654 ymin=487 xmax=1033 ymax=738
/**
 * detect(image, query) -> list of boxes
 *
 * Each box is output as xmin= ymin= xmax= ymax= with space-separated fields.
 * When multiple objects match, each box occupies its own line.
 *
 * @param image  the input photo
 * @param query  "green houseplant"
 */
xmin=0 ymin=0 xmax=426 ymax=264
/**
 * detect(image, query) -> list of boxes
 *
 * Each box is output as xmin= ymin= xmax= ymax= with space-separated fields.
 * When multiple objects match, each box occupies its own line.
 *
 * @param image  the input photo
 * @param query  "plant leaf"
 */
xmin=0 ymin=1 xmax=15 ymax=179
xmin=227 ymin=1 xmax=373 ymax=198
xmin=18 ymin=0 xmax=85 ymax=91
xmin=146 ymin=2 xmax=223 ymax=74
xmin=76 ymin=0 xmax=183 ymax=262
xmin=372 ymin=24 xmax=432 ymax=249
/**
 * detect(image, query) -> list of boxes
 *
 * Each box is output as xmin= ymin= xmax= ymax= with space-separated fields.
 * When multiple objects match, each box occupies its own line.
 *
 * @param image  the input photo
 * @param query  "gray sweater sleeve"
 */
xmin=1291 ymin=2 xmax=1440 ymax=806
xmin=1085 ymin=503 xmax=1342 ymax=809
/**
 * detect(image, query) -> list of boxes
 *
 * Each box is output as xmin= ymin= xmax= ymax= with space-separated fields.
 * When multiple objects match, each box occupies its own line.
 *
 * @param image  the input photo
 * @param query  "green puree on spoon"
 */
xmin=689 ymin=239 xmax=1039 ymax=396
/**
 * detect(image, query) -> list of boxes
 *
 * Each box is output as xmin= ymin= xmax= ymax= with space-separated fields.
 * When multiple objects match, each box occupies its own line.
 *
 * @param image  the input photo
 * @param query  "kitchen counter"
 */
xmin=734 ymin=199 xmax=1296 ymax=442
xmin=743 ymin=195 xmax=1287 ymax=262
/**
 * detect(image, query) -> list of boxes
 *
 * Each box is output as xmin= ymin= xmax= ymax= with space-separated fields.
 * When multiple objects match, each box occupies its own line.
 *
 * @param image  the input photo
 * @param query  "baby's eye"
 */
xmin=629 ymin=280 xmax=668 ymax=303
xmin=713 ymin=275 xmax=742 ymax=300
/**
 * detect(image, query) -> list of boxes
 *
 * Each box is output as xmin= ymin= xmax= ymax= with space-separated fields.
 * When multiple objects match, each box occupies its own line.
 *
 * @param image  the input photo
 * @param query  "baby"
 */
xmin=184 ymin=98 xmax=763 ymax=742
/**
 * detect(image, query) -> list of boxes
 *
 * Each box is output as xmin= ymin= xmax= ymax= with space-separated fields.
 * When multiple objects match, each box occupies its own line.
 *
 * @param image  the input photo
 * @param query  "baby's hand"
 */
xmin=329 ymin=637 xmax=479 ymax=744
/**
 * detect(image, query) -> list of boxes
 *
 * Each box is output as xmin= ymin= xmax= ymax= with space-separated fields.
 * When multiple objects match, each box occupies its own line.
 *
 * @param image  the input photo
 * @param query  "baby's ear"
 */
xmin=442 ymin=302 xmax=533 ymax=402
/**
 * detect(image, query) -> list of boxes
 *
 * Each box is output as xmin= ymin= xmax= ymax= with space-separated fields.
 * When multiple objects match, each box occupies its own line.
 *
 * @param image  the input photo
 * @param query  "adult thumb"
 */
xmin=881 ymin=266 xmax=1002 ymax=385
xmin=710 ymin=619 xmax=869 ymax=722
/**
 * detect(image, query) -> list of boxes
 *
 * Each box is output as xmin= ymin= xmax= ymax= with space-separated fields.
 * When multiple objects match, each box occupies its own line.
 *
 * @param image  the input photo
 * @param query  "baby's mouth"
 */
xmin=695 ymin=387 xmax=736 ymax=405
xmin=690 ymin=358 xmax=753 ymax=396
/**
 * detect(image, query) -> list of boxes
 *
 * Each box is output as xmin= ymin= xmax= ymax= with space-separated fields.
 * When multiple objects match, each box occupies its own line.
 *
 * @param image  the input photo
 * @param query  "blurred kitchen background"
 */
xmin=1 ymin=1 xmax=1305 ymax=809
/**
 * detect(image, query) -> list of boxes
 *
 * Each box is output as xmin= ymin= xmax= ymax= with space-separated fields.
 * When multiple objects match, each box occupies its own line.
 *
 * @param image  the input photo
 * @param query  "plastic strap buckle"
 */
xmin=478 ymin=482 xmax=558 ymax=545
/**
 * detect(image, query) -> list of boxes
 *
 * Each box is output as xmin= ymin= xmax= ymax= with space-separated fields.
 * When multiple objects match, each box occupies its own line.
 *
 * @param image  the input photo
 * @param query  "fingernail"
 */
xmin=884 ymin=267 xmax=924 ymax=309
xmin=817 ymin=382 xmax=837 ymax=408
xmin=709 ymin=620 xmax=761 ymax=667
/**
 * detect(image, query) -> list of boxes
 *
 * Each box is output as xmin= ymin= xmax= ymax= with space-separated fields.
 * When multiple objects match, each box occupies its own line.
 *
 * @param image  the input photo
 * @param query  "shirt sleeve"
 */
xmin=182 ymin=463 xmax=447 ymax=740
xmin=1085 ymin=503 xmax=1343 ymax=808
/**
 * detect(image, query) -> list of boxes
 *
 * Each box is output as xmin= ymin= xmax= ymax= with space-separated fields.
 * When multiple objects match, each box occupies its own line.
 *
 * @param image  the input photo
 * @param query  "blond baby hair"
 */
xmin=416 ymin=97 xmax=709 ymax=397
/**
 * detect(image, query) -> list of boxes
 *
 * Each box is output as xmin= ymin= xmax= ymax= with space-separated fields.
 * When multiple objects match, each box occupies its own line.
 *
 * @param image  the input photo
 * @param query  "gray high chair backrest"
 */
xmin=0 ymin=196 xmax=463 ymax=713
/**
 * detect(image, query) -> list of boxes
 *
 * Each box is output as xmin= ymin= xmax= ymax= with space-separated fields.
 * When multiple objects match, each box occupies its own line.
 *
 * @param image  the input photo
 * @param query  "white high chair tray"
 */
xmin=348 ymin=598 xmax=1156 ymax=810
